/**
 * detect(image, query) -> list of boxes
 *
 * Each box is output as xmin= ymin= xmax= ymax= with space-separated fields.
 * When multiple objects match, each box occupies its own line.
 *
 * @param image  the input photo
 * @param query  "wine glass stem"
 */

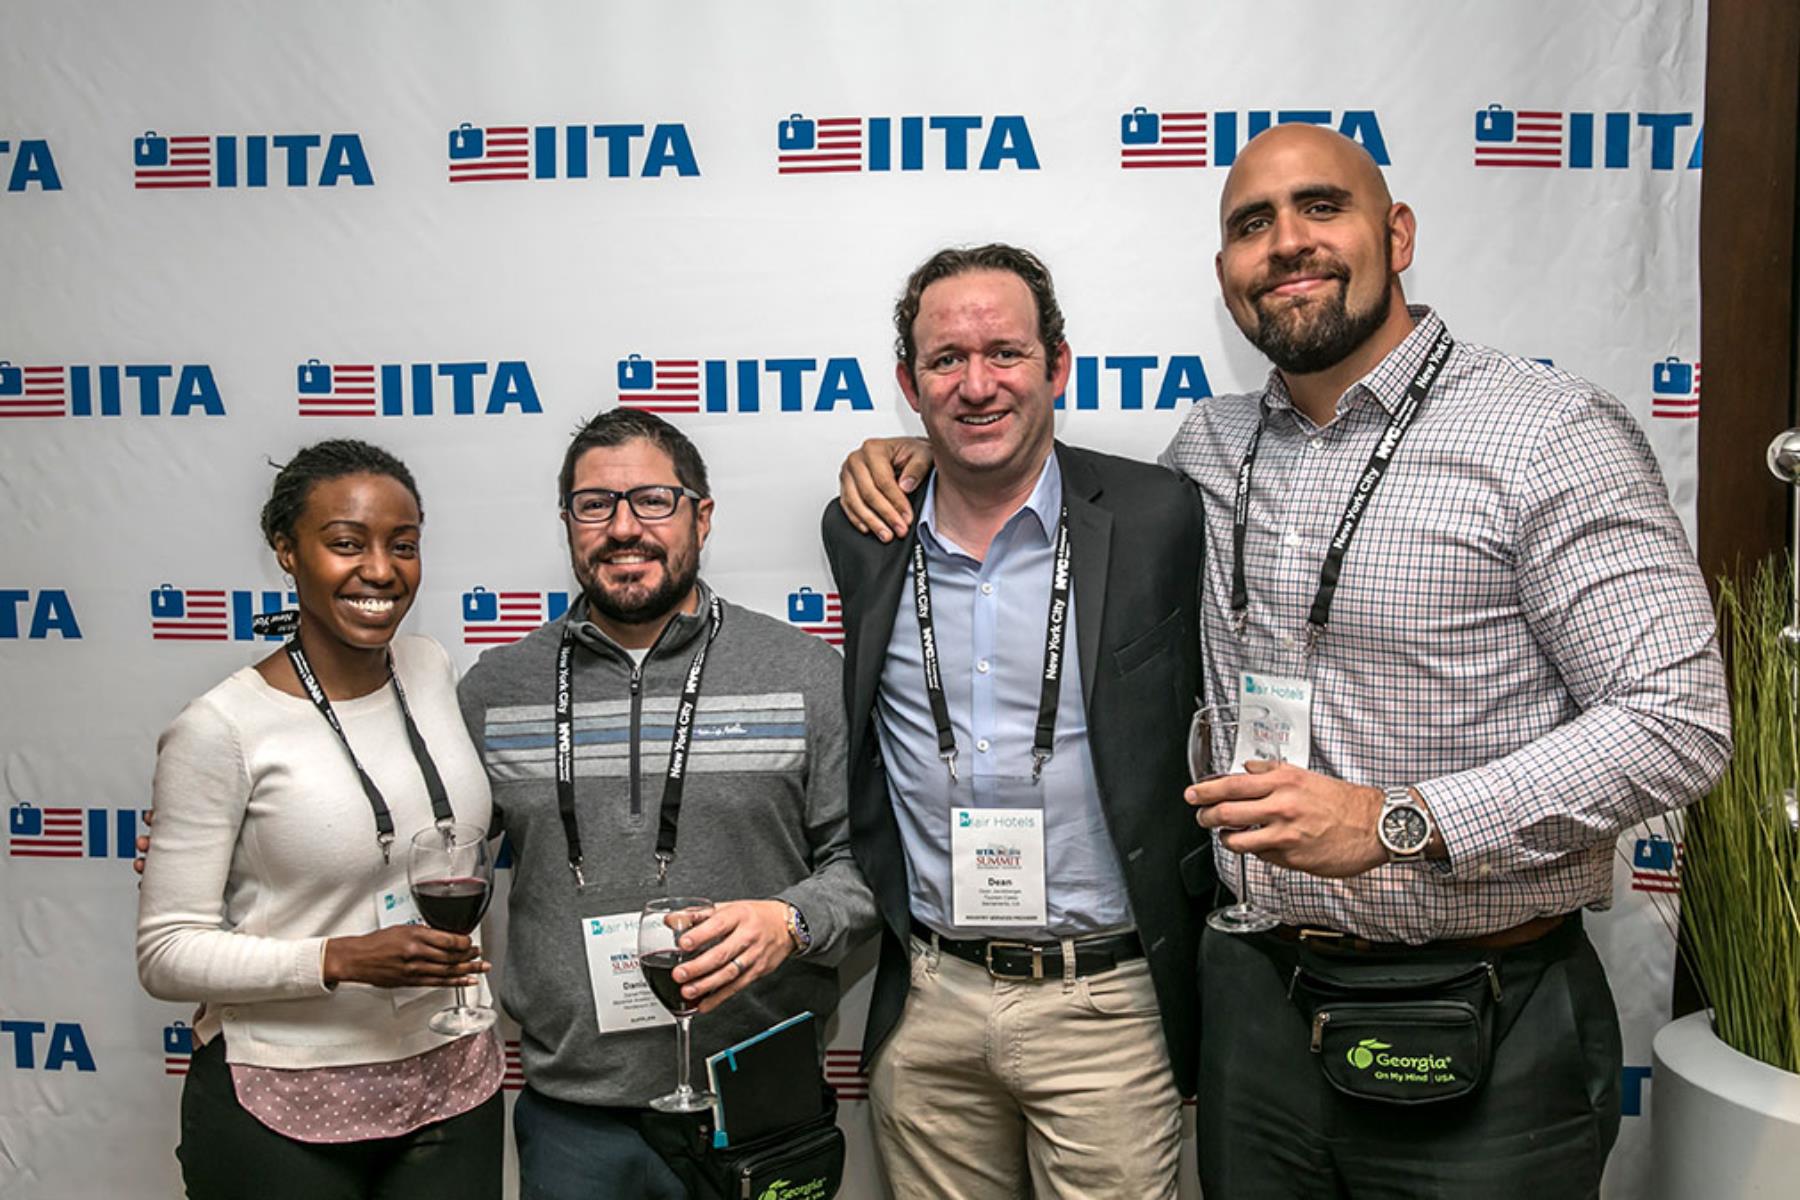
xmin=1237 ymin=848 xmax=1252 ymax=910
xmin=675 ymin=1014 xmax=693 ymax=1095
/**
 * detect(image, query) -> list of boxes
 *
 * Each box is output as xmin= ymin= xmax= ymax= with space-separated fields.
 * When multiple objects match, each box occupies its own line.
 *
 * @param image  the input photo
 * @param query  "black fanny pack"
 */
xmin=641 ymin=1091 xmax=845 ymax=1200
xmin=1288 ymin=950 xmax=1501 ymax=1105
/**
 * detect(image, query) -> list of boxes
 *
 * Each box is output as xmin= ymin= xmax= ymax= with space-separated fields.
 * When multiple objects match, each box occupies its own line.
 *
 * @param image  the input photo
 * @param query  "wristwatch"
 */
xmin=785 ymin=903 xmax=814 ymax=954
xmin=1378 ymin=785 xmax=1433 ymax=859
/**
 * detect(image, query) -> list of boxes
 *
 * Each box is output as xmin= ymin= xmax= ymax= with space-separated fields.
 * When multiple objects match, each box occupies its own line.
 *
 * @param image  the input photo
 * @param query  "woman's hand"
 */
xmin=323 ymin=927 xmax=487 ymax=989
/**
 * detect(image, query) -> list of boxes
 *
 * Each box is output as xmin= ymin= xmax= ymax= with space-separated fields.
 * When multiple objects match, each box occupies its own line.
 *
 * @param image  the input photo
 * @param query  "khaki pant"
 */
xmin=869 ymin=934 xmax=1182 ymax=1199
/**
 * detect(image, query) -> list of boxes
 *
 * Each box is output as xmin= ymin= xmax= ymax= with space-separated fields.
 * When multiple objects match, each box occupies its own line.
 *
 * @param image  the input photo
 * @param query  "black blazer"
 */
xmin=821 ymin=441 xmax=1213 ymax=1096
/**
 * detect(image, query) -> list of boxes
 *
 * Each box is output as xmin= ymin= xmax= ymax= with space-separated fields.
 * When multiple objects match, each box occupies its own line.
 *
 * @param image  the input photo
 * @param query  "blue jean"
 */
xmin=512 ymin=1085 xmax=686 ymax=1200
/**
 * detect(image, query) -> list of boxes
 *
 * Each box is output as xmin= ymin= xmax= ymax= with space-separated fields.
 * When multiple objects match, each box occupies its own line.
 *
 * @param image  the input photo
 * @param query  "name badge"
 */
xmin=950 ymin=806 xmax=1047 ymax=926
xmin=579 ymin=911 xmax=674 ymax=1034
xmin=1234 ymin=671 xmax=1312 ymax=771
xmin=375 ymin=888 xmax=436 ymax=1011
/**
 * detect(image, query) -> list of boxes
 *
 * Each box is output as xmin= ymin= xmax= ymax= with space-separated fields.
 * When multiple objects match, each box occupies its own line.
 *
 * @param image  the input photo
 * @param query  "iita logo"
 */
xmin=1473 ymin=105 xmax=1702 ymax=170
xmin=150 ymin=586 xmax=300 ymax=642
xmin=133 ymin=131 xmax=373 ymax=189
xmin=462 ymin=588 xmax=573 ymax=645
xmin=298 ymin=360 xmax=542 ymax=418
xmin=0 ymin=362 xmax=224 ymax=419
xmin=786 ymin=588 xmax=843 ymax=647
xmin=1630 ymin=833 xmax=1682 ymax=895
xmin=0 ymin=589 xmax=80 ymax=639
xmin=616 ymin=355 xmax=872 ymax=414
xmin=8 ymin=804 xmax=142 ymax=860
xmin=1650 ymin=357 xmax=1700 ymax=421
xmin=777 ymin=113 xmax=1038 ymax=174
xmin=162 ymin=1022 xmax=195 ymax=1076
xmin=447 ymin=122 xmax=698 ymax=182
xmin=1120 ymin=108 xmax=1389 ymax=169
xmin=1 ymin=1018 xmax=95 ymax=1072
xmin=1057 ymin=354 xmax=1213 ymax=410
xmin=1 ymin=138 xmax=61 ymax=191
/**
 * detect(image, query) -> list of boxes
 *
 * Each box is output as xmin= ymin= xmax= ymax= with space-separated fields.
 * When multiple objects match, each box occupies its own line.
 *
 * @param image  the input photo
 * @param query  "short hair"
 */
xmin=559 ymin=407 xmax=711 ymax=502
xmin=893 ymin=243 xmax=1067 ymax=383
xmin=260 ymin=439 xmax=422 ymax=550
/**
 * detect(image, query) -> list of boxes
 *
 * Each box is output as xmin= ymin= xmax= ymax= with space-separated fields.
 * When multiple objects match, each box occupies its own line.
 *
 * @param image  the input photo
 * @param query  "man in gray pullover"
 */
xmin=457 ymin=408 xmax=875 ymax=1199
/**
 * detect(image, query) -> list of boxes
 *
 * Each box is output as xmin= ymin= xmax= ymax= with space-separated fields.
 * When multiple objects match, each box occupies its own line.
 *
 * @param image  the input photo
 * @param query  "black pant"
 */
xmin=178 ymin=1036 xmax=503 ymax=1200
xmin=1197 ymin=919 xmax=1621 ymax=1200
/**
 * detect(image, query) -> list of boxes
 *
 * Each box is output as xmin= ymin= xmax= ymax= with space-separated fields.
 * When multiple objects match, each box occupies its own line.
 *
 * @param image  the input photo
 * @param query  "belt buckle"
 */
xmin=983 ymin=939 xmax=1045 ymax=981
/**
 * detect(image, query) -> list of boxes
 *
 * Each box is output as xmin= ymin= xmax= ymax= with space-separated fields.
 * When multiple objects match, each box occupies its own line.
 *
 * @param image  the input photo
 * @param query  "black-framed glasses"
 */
xmin=564 ymin=485 xmax=702 ymax=524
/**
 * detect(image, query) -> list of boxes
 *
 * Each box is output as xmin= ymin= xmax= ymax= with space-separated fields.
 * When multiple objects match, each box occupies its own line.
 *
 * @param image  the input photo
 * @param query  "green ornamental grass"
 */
xmin=1667 ymin=559 xmax=1800 ymax=1073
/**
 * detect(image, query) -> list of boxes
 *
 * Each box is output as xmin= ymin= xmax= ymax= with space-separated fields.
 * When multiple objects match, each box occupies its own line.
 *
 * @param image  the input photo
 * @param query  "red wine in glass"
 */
xmin=413 ymin=876 xmax=491 ymax=936
xmin=638 ymin=949 xmax=698 ymax=1016
xmin=407 ymin=823 xmax=498 ymax=1035
xmin=639 ymin=896 xmax=717 ymax=1113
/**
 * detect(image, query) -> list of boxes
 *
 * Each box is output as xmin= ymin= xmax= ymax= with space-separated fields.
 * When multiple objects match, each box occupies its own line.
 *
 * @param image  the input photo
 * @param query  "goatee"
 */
xmin=1249 ymin=277 xmax=1393 ymax=376
xmin=579 ymin=544 xmax=698 ymax=628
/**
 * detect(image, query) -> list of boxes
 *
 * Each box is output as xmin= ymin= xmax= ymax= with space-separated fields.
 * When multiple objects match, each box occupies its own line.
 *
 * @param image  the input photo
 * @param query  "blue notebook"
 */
xmin=704 ymin=1010 xmax=824 ymax=1148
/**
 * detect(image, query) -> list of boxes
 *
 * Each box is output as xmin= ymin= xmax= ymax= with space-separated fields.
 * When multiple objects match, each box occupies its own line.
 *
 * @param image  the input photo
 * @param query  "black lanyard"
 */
xmin=1230 ymin=328 xmax=1454 ymax=652
xmin=285 ymin=640 xmax=455 ymax=863
xmin=911 ymin=504 xmax=1072 ymax=783
xmin=554 ymin=594 xmax=724 ymax=887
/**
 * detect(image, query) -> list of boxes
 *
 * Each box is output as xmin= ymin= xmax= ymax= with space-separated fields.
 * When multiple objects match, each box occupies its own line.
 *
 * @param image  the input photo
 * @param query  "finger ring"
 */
xmin=732 ymin=956 xmax=745 ymax=975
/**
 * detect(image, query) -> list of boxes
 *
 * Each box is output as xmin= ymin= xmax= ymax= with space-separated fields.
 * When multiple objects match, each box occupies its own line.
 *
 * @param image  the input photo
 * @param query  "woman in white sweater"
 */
xmin=137 ymin=440 xmax=501 ymax=1199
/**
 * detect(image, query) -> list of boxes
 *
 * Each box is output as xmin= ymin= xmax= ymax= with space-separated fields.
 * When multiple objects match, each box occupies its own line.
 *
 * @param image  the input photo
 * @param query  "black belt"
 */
xmin=910 ymin=918 xmax=1143 ymax=981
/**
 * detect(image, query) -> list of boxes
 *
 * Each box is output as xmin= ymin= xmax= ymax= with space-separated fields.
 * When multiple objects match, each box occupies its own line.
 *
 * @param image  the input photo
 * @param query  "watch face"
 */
xmin=1381 ymin=805 xmax=1430 ymax=853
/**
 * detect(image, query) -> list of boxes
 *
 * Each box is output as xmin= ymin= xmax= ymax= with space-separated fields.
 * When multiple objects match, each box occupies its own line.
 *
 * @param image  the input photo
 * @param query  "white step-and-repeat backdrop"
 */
xmin=0 ymin=2 xmax=1705 ymax=1196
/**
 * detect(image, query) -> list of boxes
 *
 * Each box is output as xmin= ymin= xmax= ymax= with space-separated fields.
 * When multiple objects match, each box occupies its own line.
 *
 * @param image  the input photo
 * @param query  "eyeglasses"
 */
xmin=564 ymin=485 xmax=703 ymax=525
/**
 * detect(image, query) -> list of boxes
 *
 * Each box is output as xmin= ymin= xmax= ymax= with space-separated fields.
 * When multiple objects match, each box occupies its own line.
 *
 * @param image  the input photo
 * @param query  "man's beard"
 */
xmin=1246 ymin=255 xmax=1392 ymax=376
xmin=577 ymin=538 xmax=698 ymax=628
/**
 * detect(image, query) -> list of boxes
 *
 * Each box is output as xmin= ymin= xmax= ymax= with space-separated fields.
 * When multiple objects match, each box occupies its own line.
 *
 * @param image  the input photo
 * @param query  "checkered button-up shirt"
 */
xmin=1162 ymin=307 xmax=1730 ymax=942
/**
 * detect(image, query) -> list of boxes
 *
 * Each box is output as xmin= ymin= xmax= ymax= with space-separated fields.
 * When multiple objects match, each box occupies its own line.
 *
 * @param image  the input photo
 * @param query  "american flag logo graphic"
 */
xmin=1473 ymin=106 xmax=1564 ymax=168
xmin=503 ymin=1039 xmax=525 ymax=1091
xmin=297 ymin=360 xmax=378 ymax=417
xmin=7 ymin=804 xmax=84 ymax=858
xmin=1651 ymin=358 xmax=1700 ymax=421
xmin=616 ymin=356 xmax=701 ymax=414
xmin=151 ymin=586 xmax=229 ymax=641
xmin=162 ymin=1023 xmax=195 ymax=1076
xmin=0 ymin=363 xmax=68 ymax=418
xmin=777 ymin=114 xmax=863 ymax=174
xmin=786 ymin=588 xmax=843 ymax=647
xmin=448 ymin=124 xmax=530 ymax=182
xmin=134 ymin=132 xmax=213 ymax=189
xmin=462 ymin=588 xmax=572 ymax=645
xmin=1119 ymin=108 xmax=1208 ymax=169
xmin=823 ymin=1048 xmax=869 ymax=1100
xmin=1628 ymin=835 xmax=1682 ymax=895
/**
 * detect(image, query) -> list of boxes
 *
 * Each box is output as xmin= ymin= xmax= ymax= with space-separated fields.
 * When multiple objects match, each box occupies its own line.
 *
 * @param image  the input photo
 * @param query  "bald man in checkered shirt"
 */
xmin=838 ymin=125 xmax=1728 ymax=1198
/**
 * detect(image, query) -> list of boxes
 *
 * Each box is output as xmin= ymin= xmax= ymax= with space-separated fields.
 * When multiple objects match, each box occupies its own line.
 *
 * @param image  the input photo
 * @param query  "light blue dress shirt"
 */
xmin=874 ymin=454 xmax=1134 ymax=939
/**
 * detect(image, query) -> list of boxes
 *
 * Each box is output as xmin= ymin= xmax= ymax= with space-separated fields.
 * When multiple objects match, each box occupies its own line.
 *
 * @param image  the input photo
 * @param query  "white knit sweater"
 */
xmin=137 ymin=635 xmax=492 ymax=1069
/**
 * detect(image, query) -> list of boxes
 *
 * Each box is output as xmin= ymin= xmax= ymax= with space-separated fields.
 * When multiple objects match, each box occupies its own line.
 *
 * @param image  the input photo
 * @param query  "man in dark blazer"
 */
xmin=821 ymin=244 xmax=1211 ymax=1198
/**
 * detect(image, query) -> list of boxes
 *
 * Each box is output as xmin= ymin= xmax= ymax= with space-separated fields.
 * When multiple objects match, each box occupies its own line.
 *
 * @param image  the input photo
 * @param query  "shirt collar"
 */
xmin=1259 ymin=305 xmax=1445 ymax=422
xmin=567 ymin=578 xmax=714 ymax=659
xmin=918 ymin=450 xmax=1063 ymax=556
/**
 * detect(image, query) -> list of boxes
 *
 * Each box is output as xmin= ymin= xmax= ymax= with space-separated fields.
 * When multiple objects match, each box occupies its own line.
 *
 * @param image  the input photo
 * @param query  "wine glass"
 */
xmin=1192 ymin=703 xmax=1282 ymax=935
xmin=407 ymin=822 xmax=497 ymax=1035
xmin=639 ymin=895 xmax=718 ymax=1113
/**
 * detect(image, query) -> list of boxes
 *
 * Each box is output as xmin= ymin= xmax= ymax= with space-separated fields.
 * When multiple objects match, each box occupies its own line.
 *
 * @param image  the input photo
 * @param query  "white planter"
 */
xmin=1650 ymin=1010 xmax=1800 ymax=1199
